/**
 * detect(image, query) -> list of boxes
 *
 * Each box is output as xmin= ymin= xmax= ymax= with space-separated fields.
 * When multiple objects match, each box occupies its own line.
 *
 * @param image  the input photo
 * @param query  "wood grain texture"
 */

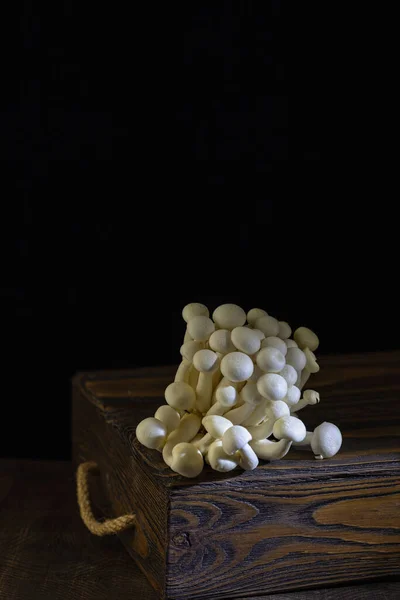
xmin=0 ymin=462 xmax=398 ymax=600
xmin=73 ymin=351 xmax=400 ymax=599
xmin=72 ymin=378 xmax=168 ymax=597
xmin=0 ymin=460 xmax=158 ymax=600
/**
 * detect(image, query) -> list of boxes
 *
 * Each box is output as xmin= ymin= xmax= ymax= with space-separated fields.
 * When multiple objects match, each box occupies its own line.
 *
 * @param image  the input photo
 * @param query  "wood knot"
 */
xmin=172 ymin=532 xmax=191 ymax=548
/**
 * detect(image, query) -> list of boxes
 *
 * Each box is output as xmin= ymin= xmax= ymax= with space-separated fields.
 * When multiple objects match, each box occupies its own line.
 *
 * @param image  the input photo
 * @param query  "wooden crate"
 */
xmin=72 ymin=352 xmax=400 ymax=600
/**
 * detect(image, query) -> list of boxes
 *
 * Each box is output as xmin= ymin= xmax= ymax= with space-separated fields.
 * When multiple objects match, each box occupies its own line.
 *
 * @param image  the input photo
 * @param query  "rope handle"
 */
xmin=76 ymin=461 xmax=136 ymax=536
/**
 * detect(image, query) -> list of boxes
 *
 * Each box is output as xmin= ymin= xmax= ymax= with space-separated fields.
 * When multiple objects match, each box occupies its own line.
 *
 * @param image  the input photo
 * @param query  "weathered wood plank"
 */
xmin=72 ymin=351 xmax=400 ymax=599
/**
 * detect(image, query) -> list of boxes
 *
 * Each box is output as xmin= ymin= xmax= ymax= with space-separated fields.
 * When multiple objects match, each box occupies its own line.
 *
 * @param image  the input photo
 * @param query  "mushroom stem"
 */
xmin=192 ymin=432 xmax=213 ymax=454
xmin=224 ymin=402 xmax=254 ymax=425
xmin=249 ymin=439 xmax=292 ymax=460
xmin=162 ymin=413 xmax=201 ymax=466
xmin=242 ymin=399 xmax=269 ymax=426
xmin=292 ymin=390 xmax=320 ymax=412
xmin=298 ymin=369 xmax=310 ymax=390
xmin=188 ymin=365 xmax=199 ymax=390
xmin=238 ymin=445 xmax=259 ymax=470
xmin=183 ymin=329 xmax=193 ymax=344
xmin=292 ymin=432 xmax=313 ymax=446
xmin=175 ymin=359 xmax=191 ymax=383
xmin=195 ymin=372 xmax=213 ymax=413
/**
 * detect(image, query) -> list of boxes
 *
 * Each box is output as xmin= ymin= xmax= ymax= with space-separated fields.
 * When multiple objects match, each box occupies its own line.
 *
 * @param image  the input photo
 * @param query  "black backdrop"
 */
xmin=1 ymin=2 xmax=397 ymax=460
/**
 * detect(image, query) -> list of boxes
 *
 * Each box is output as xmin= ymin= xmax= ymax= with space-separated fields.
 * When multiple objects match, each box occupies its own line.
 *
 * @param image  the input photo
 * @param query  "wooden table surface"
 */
xmin=1 ymin=351 xmax=400 ymax=599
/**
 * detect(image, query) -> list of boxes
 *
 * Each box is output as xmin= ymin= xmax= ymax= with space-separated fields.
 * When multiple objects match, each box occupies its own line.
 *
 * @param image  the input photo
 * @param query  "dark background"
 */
xmin=1 ymin=2 xmax=396 ymax=461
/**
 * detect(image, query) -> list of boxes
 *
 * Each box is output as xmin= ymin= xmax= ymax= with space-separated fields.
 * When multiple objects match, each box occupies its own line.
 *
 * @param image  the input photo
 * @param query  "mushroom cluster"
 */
xmin=136 ymin=303 xmax=342 ymax=478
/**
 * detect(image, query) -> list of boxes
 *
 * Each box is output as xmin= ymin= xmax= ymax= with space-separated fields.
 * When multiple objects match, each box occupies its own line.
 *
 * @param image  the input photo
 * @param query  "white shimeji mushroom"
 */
xmin=277 ymin=321 xmax=292 ymax=339
xmin=206 ymin=384 xmax=238 ymax=416
xmin=285 ymin=339 xmax=298 ymax=349
xmin=222 ymin=425 xmax=259 ymax=470
xmin=293 ymin=389 xmax=320 ymax=412
xmin=175 ymin=340 xmax=203 ymax=383
xmin=285 ymin=347 xmax=307 ymax=371
xmin=250 ymin=438 xmax=293 ymax=460
xmin=207 ymin=439 xmax=240 ymax=472
xmin=242 ymin=398 xmax=269 ymax=426
xmin=193 ymin=349 xmax=219 ymax=413
xmin=220 ymin=351 xmax=254 ymax=382
xmin=247 ymin=400 xmax=290 ymax=440
xmin=224 ymin=382 xmax=263 ymax=424
xmin=283 ymin=385 xmax=301 ymax=408
xmin=165 ymin=381 xmax=196 ymax=412
xmin=231 ymin=326 xmax=261 ymax=355
xmin=162 ymin=413 xmax=201 ymax=466
xmin=187 ymin=315 xmax=215 ymax=342
xmin=293 ymin=422 xmax=342 ymax=459
xmin=247 ymin=308 xmax=268 ymax=327
xmin=135 ymin=303 xmax=339 ymax=476
xmin=298 ymin=347 xmax=320 ymax=390
xmin=154 ymin=405 xmax=180 ymax=434
xmin=193 ymin=415 xmax=233 ymax=454
xmin=209 ymin=329 xmax=236 ymax=354
xmin=212 ymin=304 xmax=247 ymax=330
xmin=182 ymin=303 xmax=209 ymax=343
xmin=170 ymin=443 xmax=204 ymax=478
xmin=254 ymin=315 xmax=279 ymax=337
xmin=279 ymin=364 xmax=298 ymax=387
xmin=257 ymin=373 xmax=288 ymax=402
xmin=252 ymin=328 xmax=265 ymax=341
xmin=256 ymin=346 xmax=286 ymax=373
xmin=248 ymin=364 xmax=264 ymax=384
xmin=293 ymin=326 xmax=319 ymax=352
xmin=261 ymin=336 xmax=287 ymax=356
xmin=136 ymin=417 xmax=168 ymax=450
xmin=273 ymin=415 xmax=307 ymax=443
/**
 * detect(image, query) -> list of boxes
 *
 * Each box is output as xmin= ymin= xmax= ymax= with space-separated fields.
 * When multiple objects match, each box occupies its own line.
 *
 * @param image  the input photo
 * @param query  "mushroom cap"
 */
xmin=279 ymin=364 xmax=298 ymax=386
xmin=278 ymin=321 xmax=292 ymax=339
xmin=193 ymin=349 xmax=218 ymax=373
xmin=240 ymin=381 xmax=263 ymax=405
xmin=261 ymin=336 xmax=287 ymax=356
xmin=154 ymin=405 xmax=180 ymax=434
xmin=212 ymin=304 xmax=247 ymax=330
xmin=222 ymin=425 xmax=252 ymax=455
xmin=182 ymin=303 xmax=209 ymax=323
xmin=187 ymin=315 xmax=215 ymax=342
xmin=136 ymin=417 xmax=167 ymax=450
xmin=286 ymin=347 xmax=307 ymax=371
xmin=207 ymin=440 xmax=239 ymax=472
xmin=311 ymin=422 xmax=342 ymax=458
xmin=304 ymin=347 xmax=320 ymax=373
xmin=273 ymin=415 xmax=306 ymax=442
xmin=209 ymin=329 xmax=236 ymax=354
xmin=215 ymin=385 xmax=237 ymax=407
xmin=284 ymin=385 xmax=301 ymax=407
xmin=285 ymin=339 xmax=298 ymax=348
xmin=303 ymin=389 xmax=320 ymax=405
xmin=252 ymin=328 xmax=265 ymax=341
xmin=220 ymin=352 xmax=254 ymax=382
xmin=265 ymin=400 xmax=290 ymax=420
xmin=256 ymin=346 xmax=286 ymax=373
xmin=254 ymin=315 xmax=279 ymax=337
xmin=247 ymin=308 xmax=268 ymax=327
xmin=293 ymin=326 xmax=319 ymax=351
xmin=202 ymin=415 xmax=232 ymax=438
xmin=171 ymin=443 xmax=204 ymax=478
xmin=257 ymin=373 xmax=288 ymax=401
xmin=231 ymin=326 xmax=261 ymax=355
xmin=180 ymin=340 xmax=203 ymax=361
xmin=165 ymin=381 xmax=196 ymax=410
